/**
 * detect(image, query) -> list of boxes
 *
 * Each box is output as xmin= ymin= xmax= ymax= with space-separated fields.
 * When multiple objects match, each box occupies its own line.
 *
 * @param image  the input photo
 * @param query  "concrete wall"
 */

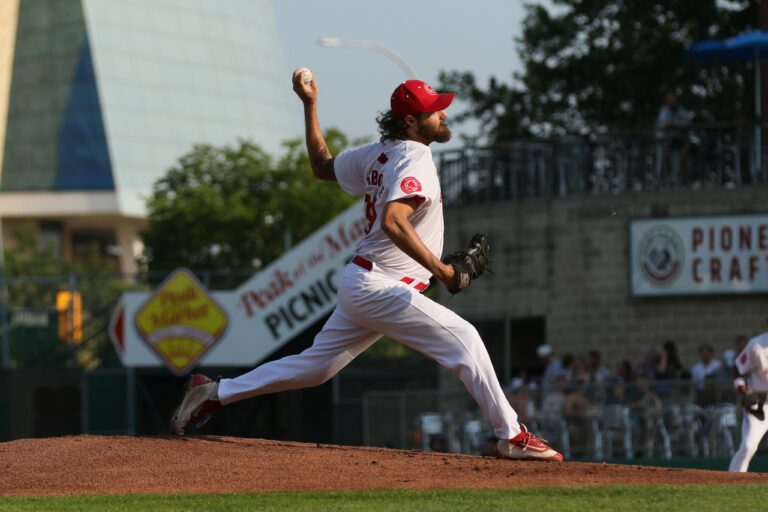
xmin=442 ymin=185 xmax=768 ymax=369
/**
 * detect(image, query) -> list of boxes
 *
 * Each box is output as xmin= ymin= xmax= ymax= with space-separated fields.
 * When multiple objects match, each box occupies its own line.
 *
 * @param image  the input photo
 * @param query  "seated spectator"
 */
xmin=691 ymin=343 xmax=724 ymax=391
xmin=655 ymin=340 xmax=689 ymax=380
xmin=561 ymin=353 xmax=575 ymax=382
xmin=506 ymin=376 xmax=536 ymax=424
xmin=588 ymin=350 xmax=610 ymax=383
xmin=562 ymin=384 xmax=598 ymax=420
xmin=636 ymin=345 xmax=659 ymax=380
xmin=566 ymin=356 xmax=590 ymax=386
xmin=537 ymin=344 xmax=565 ymax=391
xmin=609 ymin=360 xmax=645 ymax=406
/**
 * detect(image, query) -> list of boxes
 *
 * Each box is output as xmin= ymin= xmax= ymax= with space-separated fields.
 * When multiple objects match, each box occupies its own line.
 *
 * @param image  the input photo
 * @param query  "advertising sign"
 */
xmin=110 ymin=201 xmax=366 ymax=373
xmin=630 ymin=214 xmax=768 ymax=296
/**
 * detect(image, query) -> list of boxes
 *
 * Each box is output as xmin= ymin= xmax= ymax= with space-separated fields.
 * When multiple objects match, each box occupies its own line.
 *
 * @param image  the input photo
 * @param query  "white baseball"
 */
xmin=294 ymin=67 xmax=313 ymax=85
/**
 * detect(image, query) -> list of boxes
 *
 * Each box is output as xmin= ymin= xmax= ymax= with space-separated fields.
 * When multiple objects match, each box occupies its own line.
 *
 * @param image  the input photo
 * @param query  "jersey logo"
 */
xmin=400 ymin=176 xmax=422 ymax=194
xmin=377 ymin=153 xmax=388 ymax=164
xmin=741 ymin=352 xmax=748 ymax=364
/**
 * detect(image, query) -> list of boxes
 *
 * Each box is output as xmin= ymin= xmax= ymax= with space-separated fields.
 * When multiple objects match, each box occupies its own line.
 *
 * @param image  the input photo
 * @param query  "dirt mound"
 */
xmin=1 ymin=435 xmax=766 ymax=496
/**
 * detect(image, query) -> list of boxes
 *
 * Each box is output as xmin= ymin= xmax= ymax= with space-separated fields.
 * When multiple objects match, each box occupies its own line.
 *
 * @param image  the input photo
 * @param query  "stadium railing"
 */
xmin=362 ymin=378 xmax=761 ymax=461
xmin=436 ymin=121 xmax=767 ymax=207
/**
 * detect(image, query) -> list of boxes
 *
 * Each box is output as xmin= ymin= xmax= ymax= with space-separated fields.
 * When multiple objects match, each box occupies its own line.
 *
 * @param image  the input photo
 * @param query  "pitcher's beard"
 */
xmin=417 ymin=123 xmax=452 ymax=144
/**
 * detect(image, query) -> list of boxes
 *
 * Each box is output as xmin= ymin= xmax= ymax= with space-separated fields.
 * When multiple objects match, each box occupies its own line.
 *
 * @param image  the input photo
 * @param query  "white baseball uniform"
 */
xmin=217 ymin=139 xmax=521 ymax=440
xmin=729 ymin=331 xmax=768 ymax=472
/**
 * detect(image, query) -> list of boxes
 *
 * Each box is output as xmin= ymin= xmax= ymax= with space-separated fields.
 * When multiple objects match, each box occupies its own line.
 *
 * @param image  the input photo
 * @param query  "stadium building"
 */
xmin=0 ymin=0 xmax=296 ymax=273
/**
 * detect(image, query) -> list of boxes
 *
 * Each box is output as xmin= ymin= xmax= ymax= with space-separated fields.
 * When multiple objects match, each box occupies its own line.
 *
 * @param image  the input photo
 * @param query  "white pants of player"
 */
xmin=218 ymin=262 xmax=521 ymax=440
xmin=729 ymin=411 xmax=768 ymax=472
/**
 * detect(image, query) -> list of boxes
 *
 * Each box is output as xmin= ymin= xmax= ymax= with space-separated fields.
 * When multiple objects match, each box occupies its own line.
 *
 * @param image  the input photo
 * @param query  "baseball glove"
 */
xmin=743 ymin=391 xmax=768 ymax=421
xmin=441 ymin=233 xmax=490 ymax=294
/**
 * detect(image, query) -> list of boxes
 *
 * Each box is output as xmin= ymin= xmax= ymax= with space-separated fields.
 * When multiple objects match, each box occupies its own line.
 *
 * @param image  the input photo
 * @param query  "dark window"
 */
xmin=510 ymin=317 xmax=547 ymax=376
xmin=71 ymin=229 xmax=118 ymax=267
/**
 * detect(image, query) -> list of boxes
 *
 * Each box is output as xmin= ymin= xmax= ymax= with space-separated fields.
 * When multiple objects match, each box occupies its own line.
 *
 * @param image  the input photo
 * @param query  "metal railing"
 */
xmin=436 ymin=122 xmax=768 ymax=206
xmin=362 ymin=379 xmax=760 ymax=461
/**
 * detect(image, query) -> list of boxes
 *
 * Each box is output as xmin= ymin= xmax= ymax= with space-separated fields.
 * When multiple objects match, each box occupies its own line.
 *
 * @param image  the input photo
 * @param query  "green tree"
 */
xmin=3 ymin=225 xmax=137 ymax=369
xmin=441 ymin=0 xmax=757 ymax=141
xmin=141 ymin=131 xmax=357 ymax=274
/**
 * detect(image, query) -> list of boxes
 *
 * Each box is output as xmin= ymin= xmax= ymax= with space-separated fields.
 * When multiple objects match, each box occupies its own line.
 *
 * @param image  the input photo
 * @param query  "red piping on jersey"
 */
xmin=351 ymin=256 xmax=429 ymax=292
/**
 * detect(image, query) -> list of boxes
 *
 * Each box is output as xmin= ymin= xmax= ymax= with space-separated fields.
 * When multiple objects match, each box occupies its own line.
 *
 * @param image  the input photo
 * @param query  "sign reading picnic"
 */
xmin=109 ymin=202 xmax=365 ymax=374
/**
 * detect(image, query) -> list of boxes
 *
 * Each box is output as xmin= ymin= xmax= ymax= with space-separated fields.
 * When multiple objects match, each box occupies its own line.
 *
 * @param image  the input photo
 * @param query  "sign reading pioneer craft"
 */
xmin=109 ymin=201 xmax=365 ymax=374
xmin=630 ymin=214 xmax=768 ymax=296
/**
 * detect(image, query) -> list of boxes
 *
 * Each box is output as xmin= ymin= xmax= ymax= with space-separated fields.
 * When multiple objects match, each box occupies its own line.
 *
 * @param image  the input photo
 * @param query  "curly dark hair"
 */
xmin=376 ymin=109 xmax=410 ymax=142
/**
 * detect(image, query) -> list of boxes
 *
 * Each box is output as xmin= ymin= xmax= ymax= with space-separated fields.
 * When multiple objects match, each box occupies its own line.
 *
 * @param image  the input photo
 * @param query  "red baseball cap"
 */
xmin=390 ymin=80 xmax=455 ymax=118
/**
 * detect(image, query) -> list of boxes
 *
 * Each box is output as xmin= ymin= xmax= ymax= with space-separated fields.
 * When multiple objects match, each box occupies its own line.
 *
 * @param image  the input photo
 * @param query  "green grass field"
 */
xmin=2 ymin=485 xmax=767 ymax=512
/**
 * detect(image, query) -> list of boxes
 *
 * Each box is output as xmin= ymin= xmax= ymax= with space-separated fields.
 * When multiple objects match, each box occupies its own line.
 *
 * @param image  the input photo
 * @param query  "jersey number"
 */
xmin=364 ymin=194 xmax=377 ymax=234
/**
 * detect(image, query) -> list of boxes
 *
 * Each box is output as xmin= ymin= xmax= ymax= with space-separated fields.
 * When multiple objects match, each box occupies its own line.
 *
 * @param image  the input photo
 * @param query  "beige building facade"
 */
xmin=0 ymin=0 xmax=296 ymax=273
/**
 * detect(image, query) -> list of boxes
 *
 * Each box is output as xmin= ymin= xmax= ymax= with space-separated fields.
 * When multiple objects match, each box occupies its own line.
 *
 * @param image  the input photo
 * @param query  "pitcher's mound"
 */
xmin=1 ymin=435 xmax=766 ymax=496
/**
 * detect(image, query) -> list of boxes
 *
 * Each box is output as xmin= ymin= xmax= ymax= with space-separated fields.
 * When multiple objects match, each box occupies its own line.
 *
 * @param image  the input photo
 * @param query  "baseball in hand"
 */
xmin=294 ymin=67 xmax=313 ymax=85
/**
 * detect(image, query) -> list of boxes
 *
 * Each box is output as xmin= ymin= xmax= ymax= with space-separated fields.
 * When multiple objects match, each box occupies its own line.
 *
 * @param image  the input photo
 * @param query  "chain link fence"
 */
xmin=363 ymin=379 xmax=763 ymax=461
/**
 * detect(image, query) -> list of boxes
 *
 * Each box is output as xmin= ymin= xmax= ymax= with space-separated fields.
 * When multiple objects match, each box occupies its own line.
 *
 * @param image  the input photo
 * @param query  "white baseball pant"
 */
xmin=218 ymin=261 xmax=521 ymax=440
xmin=729 ymin=411 xmax=768 ymax=472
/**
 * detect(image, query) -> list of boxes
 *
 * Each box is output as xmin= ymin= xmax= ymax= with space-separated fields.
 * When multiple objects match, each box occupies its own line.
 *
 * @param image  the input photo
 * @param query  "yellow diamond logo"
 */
xmin=134 ymin=269 xmax=228 ymax=375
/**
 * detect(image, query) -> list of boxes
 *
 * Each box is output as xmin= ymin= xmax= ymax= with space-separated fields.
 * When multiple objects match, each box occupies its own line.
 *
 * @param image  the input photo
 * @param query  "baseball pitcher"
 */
xmin=170 ymin=68 xmax=563 ymax=461
xmin=729 ymin=331 xmax=768 ymax=472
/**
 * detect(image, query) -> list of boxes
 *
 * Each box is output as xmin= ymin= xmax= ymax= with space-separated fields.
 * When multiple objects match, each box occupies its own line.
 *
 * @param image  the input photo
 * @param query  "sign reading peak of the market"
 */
xmin=134 ymin=269 xmax=229 ymax=375
xmin=109 ymin=202 xmax=365 ymax=375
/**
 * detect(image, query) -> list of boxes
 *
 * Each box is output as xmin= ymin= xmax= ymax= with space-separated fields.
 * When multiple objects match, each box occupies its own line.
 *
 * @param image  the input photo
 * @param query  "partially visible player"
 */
xmin=729 ymin=331 xmax=768 ymax=472
xmin=170 ymin=68 xmax=562 ymax=462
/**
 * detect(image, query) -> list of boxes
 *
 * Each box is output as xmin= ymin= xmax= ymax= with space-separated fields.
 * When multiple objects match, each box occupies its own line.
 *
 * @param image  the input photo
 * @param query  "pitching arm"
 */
xmin=292 ymin=69 xmax=336 ymax=182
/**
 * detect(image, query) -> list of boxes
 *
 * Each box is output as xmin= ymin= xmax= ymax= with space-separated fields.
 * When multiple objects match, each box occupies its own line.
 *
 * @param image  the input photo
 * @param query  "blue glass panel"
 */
xmin=54 ymin=36 xmax=114 ymax=190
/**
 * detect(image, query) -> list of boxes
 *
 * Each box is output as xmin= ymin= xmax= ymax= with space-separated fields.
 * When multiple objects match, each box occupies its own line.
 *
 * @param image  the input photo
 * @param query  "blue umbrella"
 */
xmin=687 ymin=30 xmax=768 ymax=173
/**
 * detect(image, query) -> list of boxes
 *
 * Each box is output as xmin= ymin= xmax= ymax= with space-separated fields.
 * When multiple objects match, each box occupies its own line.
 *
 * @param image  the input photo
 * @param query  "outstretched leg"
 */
xmin=171 ymin=306 xmax=379 ymax=434
xmin=218 ymin=307 xmax=380 ymax=403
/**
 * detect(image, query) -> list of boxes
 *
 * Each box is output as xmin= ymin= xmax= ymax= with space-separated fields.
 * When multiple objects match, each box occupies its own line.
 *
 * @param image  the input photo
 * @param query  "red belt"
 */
xmin=352 ymin=256 xmax=429 ymax=292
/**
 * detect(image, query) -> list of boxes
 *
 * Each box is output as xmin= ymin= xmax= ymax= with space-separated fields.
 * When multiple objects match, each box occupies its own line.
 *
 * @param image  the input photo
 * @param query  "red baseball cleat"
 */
xmin=170 ymin=374 xmax=222 ymax=435
xmin=495 ymin=424 xmax=564 ymax=461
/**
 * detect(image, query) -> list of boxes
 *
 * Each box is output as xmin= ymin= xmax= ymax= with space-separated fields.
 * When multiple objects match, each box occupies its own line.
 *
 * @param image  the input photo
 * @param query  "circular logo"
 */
xmin=400 ymin=176 xmax=422 ymax=194
xmin=638 ymin=225 xmax=684 ymax=286
xmin=424 ymin=83 xmax=437 ymax=95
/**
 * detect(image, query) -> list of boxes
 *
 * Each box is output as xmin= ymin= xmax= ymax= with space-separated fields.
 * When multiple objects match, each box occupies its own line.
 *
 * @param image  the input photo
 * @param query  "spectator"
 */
xmin=636 ymin=346 xmax=659 ymax=380
xmin=561 ymin=353 xmax=575 ymax=382
xmin=588 ymin=350 xmax=610 ymax=383
xmin=655 ymin=91 xmax=695 ymax=182
xmin=691 ymin=343 xmax=724 ymax=391
xmin=566 ymin=356 xmax=590 ymax=386
xmin=562 ymin=358 xmax=599 ymax=454
xmin=537 ymin=344 xmax=565 ymax=390
xmin=655 ymin=340 xmax=689 ymax=380
xmin=609 ymin=360 xmax=644 ymax=406
xmin=562 ymin=383 xmax=598 ymax=420
xmin=506 ymin=376 xmax=535 ymax=424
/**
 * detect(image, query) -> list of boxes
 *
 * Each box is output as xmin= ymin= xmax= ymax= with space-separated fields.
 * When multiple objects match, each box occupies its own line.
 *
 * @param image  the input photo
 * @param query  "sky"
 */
xmin=272 ymin=0 xmax=528 ymax=149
